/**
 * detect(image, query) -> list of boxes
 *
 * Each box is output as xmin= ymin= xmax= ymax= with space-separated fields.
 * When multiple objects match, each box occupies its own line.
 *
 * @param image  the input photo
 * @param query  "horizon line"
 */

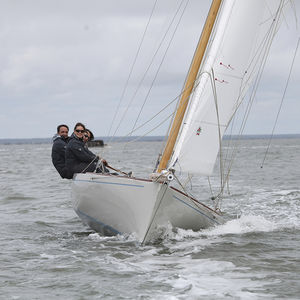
xmin=1 ymin=133 xmax=300 ymax=141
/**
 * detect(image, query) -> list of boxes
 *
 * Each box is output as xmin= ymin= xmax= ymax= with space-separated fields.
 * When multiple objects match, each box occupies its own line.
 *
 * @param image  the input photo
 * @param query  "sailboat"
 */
xmin=72 ymin=0 xmax=289 ymax=243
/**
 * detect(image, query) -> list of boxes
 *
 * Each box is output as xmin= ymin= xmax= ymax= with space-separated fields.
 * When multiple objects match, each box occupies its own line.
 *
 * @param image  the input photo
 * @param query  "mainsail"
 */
xmin=168 ymin=0 xmax=284 ymax=175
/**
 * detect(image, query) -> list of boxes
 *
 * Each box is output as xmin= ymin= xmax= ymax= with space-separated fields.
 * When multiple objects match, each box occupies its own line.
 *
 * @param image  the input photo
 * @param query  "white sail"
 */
xmin=169 ymin=0 xmax=283 ymax=175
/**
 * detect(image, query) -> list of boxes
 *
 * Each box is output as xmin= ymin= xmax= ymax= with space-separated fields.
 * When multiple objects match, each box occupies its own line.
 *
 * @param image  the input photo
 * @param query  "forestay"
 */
xmin=169 ymin=0 xmax=283 ymax=175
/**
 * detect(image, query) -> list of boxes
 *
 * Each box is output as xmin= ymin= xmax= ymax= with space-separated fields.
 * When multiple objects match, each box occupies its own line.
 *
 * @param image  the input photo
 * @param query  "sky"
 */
xmin=0 ymin=0 xmax=299 ymax=139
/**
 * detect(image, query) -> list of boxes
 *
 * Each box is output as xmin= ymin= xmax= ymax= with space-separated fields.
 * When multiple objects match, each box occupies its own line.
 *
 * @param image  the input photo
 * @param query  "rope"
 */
xmin=81 ymin=156 xmax=98 ymax=173
xmin=173 ymin=172 xmax=218 ymax=213
xmin=261 ymin=36 xmax=300 ymax=168
xmin=106 ymin=164 xmax=130 ymax=176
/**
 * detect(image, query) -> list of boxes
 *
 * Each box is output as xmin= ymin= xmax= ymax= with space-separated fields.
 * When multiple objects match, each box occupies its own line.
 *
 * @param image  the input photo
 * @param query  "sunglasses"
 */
xmin=75 ymin=129 xmax=84 ymax=133
xmin=83 ymin=134 xmax=89 ymax=138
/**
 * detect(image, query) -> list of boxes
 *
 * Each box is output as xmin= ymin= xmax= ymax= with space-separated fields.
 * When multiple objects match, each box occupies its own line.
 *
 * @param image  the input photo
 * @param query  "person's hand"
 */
xmin=97 ymin=155 xmax=108 ymax=166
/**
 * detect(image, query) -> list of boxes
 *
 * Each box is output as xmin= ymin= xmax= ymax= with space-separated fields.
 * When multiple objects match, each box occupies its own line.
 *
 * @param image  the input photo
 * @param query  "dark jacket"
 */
xmin=65 ymin=134 xmax=99 ymax=177
xmin=51 ymin=134 xmax=71 ymax=179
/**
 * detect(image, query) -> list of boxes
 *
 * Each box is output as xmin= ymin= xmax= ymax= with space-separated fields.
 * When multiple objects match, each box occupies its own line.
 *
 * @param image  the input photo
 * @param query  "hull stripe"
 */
xmin=76 ymin=209 xmax=122 ymax=235
xmin=74 ymin=179 xmax=144 ymax=188
xmin=172 ymin=195 xmax=221 ymax=225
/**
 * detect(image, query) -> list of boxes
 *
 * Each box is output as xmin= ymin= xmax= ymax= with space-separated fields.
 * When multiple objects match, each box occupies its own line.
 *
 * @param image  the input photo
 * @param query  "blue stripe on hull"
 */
xmin=76 ymin=208 xmax=121 ymax=236
xmin=74 ymin=178 xmax=144 ymax=188
xmin=172 ymin=195 xmax=221 ymax=225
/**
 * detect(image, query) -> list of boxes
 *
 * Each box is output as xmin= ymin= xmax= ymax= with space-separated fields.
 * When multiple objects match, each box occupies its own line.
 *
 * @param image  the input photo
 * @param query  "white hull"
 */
xmin=72 ymin=173 xmax=223 ymax=243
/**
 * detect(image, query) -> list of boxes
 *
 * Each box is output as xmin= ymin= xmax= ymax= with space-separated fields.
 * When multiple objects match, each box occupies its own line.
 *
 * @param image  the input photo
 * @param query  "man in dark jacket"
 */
xmin=65 ymin=123 xmax=99 ymax=178
xmin=51 ymin=124 xmax=71 ymax=179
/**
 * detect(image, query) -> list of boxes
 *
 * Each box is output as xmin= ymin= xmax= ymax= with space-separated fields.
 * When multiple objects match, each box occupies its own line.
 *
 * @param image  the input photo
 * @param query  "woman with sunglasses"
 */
xmin=83 ymin=129 xmax=93 ymax=145
xmin=83 ymin=129 xmax=95 ymax=154
xmin=83 ymin=129 xmax=109 ymax=173
xmin=65 ymin=123 xmax=100 ymax=178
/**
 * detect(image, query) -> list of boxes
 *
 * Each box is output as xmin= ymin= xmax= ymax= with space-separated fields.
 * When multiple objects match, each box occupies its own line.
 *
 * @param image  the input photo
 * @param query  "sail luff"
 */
xmin=156 ymin=0 xmax=222 ymax=173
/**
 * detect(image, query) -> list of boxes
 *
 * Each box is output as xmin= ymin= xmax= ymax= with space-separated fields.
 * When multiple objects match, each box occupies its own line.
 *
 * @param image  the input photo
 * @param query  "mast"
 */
xmin=157 ymin=0 xmax=222 ymax=173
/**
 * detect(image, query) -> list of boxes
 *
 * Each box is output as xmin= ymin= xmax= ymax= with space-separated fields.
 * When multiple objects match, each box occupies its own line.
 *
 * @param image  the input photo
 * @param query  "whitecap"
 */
xmin=202 ymin=214 xmax=277 ymax=236
xmin=40 ymin=253 xmax=56 ymax=259
xmin=88 ymin=232 xmax=116 ymax=242
xmin=149 ymin=257 xmax=271 ymax=299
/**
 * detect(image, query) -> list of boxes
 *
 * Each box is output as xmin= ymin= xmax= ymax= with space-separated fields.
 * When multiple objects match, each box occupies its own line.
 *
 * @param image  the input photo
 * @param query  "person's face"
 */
xmin=58 ymin=126 xmax=69 ymax=138
xmin=74 ymin=125 xmax=85 ymax=139
xmin=83 ymin=131 xmax=90 ymax=142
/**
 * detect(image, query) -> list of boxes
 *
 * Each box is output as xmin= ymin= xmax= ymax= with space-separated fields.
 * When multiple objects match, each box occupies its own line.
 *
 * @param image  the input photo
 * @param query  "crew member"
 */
xmin=51 ymin=124 xmax=71 ymax=179
xmin=65 ymin=123 xmax=100 ymax=178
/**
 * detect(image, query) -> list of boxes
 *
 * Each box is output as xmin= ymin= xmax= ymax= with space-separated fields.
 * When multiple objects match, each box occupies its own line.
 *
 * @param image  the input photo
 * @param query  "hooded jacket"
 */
xmin=51 ymin=134 xmax=71 ymax=179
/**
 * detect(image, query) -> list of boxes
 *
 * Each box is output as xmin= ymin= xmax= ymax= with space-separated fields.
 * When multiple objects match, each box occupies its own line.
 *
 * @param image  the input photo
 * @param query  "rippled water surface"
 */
xmin=0 ymin=138 xmax=299 ymax=299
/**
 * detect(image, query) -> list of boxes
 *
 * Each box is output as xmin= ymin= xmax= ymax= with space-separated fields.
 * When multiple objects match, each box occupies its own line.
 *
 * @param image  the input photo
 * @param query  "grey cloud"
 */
xmin=0 ymin=0 xmax=299 ymax=138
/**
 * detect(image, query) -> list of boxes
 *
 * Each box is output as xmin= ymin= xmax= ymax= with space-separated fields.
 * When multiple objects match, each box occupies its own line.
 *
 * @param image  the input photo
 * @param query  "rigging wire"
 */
xmin=155 ymin=70 xmax=212 ymax=168
xmin=290 ymin=0 xmax=298 ymax=29
xmin=106 ymin=0 xmax=158 ymax=141
xmin=223 ymin=0 xmax=284 ymax=165
xmin=210 ymin=69 xmax=224 ymax=194
xmin=110 ymin=53 xmax=208 ymax=167
xmin=129 ymin=0 xmax=190 ymax=137
xmin=122 ymin=94 xmax=179 ymax=137
xmin=110 ymin=0 xmax=188 ymax=142
xmin=121 ymin=67 xmax=206 ymax=149
xmin=172 ymin=172 xmax=215 ymax=213
xmin=261 ymin=36 xmax=300 ymax=168
xmin=122 ymin=111 xmax=174 ymax=146
xmin=154 ymin=67 xmax=210 ymax=170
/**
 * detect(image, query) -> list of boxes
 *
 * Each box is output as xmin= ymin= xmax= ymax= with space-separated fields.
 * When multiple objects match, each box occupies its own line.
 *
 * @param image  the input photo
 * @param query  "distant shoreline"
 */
xmin=0 ymin=134 xmax=300 ymax=145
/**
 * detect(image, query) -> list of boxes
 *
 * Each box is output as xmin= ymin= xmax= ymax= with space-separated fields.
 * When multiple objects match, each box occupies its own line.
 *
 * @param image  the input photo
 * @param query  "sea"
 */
xmin=0 ymin=136 xmax=299 ymax=299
